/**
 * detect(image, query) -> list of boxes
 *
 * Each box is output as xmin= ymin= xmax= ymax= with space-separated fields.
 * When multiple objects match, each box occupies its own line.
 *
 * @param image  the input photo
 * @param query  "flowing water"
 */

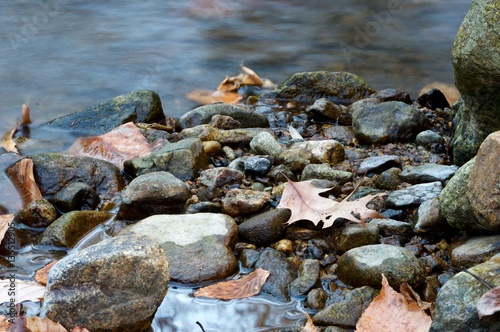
xmin=0 ymin=0 xmax=472 ymax=331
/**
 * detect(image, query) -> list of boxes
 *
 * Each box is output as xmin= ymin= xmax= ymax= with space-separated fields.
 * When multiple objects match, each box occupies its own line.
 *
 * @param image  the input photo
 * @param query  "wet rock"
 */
xmin=254 ymin=248 xmax=297 ymax=302
xmin=375 ymin=167 xmax=402 ymax=190
xmin=117 ymin=172 xmax=190 ymax=220
xmin=337 ymin=244 xmax=426 ymax=289
xmin=209 ymin=114 xmax=241 ymax=129
xmin=439 ymin=157 xmax=482 ymax=230
xmin=178 ymin=103 xmax=269 ymax=129
xmin=352 ymin=101 xmax=430 ymax=145
xmin=202 ymin=140 xmax=222 ymax=157
xmin=306 ymin=288 xmax=328 ymax=310
xmin=414 ymin=198 xmax=447 ymax=233
xmin=312 ymin=286 xmax=379 ymax=328
xmin=430 ymin=254 xmax=500 ymax=332
xmin=49 ymin=182 xmax=100 ymax=213
xmin=306 ymin=98 xmax=350 ymax=124
xmin=244 ymin=156 xmax=272 ymax=177
xmin=415 ymin=130 xmax=445 ymax=145
xmin=417 ymin=88 xmax=450 ymax=110
xmin=322 ymin=125 xmax=358 ymax=146
xmin=124 ymin=138 xmax=209 ymax=181
xmin=273 ymin=239 xmax=294 ymax=255
xmin=291 ymin=140 xmax=345 ymax=165
xmin=386 ymin=181 xmax=442 ymax=208
xmin=18 ymin=199 xmax=58 ymax=228
xmin=278 ymin=148 xmax=313 ymax=173
xmin=199 ymin=167 xmax=244 ymax=187
xmin=289 ymin=259 xmax=320 ymax=297
xmin=39 ymin=211 xmax=112 ymax=248
xmin=357 ymin=155 xmax=401 ymax=175
xmin=227 ymin=157 xmax=246 ymax=172
xmin=250 ymin=131 xmax=285 ymax=159
xmin=370 ymin=88 xmax=412 ymax=104
xmin=238 ymin=209 xmax=290 ymax=246
xmin=43 ymin=90 xmax=166 ymax=135
xmin=259 ymin=71 xmax=376 ymax=105
xmin=467 ymin=131 xmax=500 ymax=230
xmin=369 ymin=218 xmax=412 ymax=237
xmin=451 ymin=0 xmax=500 ymax=165
xmin=451 ymin=235 xmax=500 ymax=268
xmin=301 ymin=164 xmax=352 ymax=184
xmin=40 ymin=234 xmax=169 ymax=332
xmin=336 ymin=223 xmax=379 ymax=254
xmin=185 ymin=201 xmax=221 ymax=214
xmin=239 ymin=248 xmax=260 ymax=269
xmin=399 ymin=163 xmax=459 ymax=184
xmin=181 ymin=124 xmax=270 ymax=146
xmin=119 ymin=213 xmax=238 ymax=284
xmin=268 ymin=164 xmax=296 ymax=183
xmin=21 ymin=153 xmax=125 ymax=201
xmin=222 ymin=189 xmax=270 ymax=217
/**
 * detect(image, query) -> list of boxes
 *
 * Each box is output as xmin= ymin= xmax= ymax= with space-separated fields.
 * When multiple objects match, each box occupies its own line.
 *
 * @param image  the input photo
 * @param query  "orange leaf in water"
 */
xmin=7 ymin=158 xmax=43 ymax=207
xmin=20 ymin=98 xmax=32 ymax=127
xmin=0 ymin=280 xmax=45 ymax=304
xmin=476 ymin=286 xmax=500 ymax=319
xmin=302 ymin=313 xmax=318 ymax=332
xmin=0 ymin=214 xmax=14 ymax=244
xmin=355 ymin=274 xmax=432 ymax=332
xmin=194 ymin=268 xmax=270 ymax=300
xmin=68 ymin=122 xmax=154 ymax=169
xmin=2 ymin=127 xmax=18 ymax=153
xmin=34 ymin=261 xmax=58 ymax=286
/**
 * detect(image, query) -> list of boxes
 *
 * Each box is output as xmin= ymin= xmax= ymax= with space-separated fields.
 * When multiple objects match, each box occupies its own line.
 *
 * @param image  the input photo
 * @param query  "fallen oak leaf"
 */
xmin=0 ymin=214 xmax=14 ymax=244
xmin=194 ymin=268 xmax=270 ymax=300
xmin=34 ymin=261 xmax=59 ymax=286
xmin=302 ymin=313 xmax=318 ymax=332
xmin=476 ymin=285 xmax=500 ymax=319
xmin=24 ymin=316 xmax=68 ymax=332
xmin=2 ymin=127 xmax=18 ymax=153
xmin=7 ymin=158 xmax=43 ymax=207
xmin=20 ymin=98 xmax=32 ymax=127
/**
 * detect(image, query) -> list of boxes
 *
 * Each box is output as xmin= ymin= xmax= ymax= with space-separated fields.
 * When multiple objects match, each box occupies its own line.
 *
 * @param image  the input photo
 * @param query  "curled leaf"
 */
xmin=21 ymin=98 xmax=32 ymax=127
xmin=477 ymin=286 xmax=500 ymax=319
xmin=7 ymin=158 xmax=43 ymax=207
xmin=2 ymin=127 xmax=18 ymax=153
xmin=302 ymin=313 xmax=318 ymax=332
xmin=34 ymin=261 xmax=58 ymax=286
xmin=0 ymin=214 xmax=14 ymax=244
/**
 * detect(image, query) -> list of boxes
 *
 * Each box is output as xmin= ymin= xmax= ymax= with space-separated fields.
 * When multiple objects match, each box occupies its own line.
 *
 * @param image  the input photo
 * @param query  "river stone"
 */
xmin=467 ymin=131 xmax=500 ymax=230
xmin=118 ymin=213 xmax=238 ymax=284
xmin=352 ymin=101 xmax=430 ymax=145
xmin=306 ymin=288 xmax=328 ymax=310
xmin=357 ymin=155 xmax=401 ymax=175
xmin=417 ymin=88 xmax=450 ymax=110
xmin=244 ymin=156 xmax=272 ymax=177
xmin=370 ymin=88 xmax=412 ymax=104
xmin=49 ymin=182 xmax=100 ymax=213
xmin=336 ymin=223 xmax=379 ymax=254
xmin=117 ymin=171 xmax=190 ymax=220
xmin=375 ymin=167 xmax=402 ymax=190
xmin=301 ymin=164 xmax=352 ymax=184
xmin=306 ymin=98 xmax=351 ymax=125
xmin=323 ymin=125 xmax=358 ymax=146
xmin=386 ymin=181 xmax=442 ymax=208
xmin=399 ymin=163 xmax=459 ymax=184
xmin=278 ymin=148 xmax=313 ymax=173
xmin=312 ymin=286 xmax=379 ymax=328
xmin=369 ymin=218 xmax=412 ymax=237
xmin=291 ymin=140 xmax=345 ymax=165
xmin=18 ymin=199 xmax=58 ymax=228
xmin=430 ymin=254 xmax=500 ymax=332
xmin=124 ymin=137 xmax=209 ymax=181
xmin=337 ymin=244 xmax=426 ymax=289
xmin=178 ymin=103 xmax=269 ymax=129
xmin=254 ymin=248 xmax=297 ymax=302
xmin=451 ymin=0 xmax=500 ymax=165
xmin=222 ymin=189 xmax=271 ymax=217
xmin=199 ymin=167 xmax=244 ymax=187
xmin=39 ymin=211 xmax=112 ymax=248
xmin=439 ymin=157 xmax=482 ymax=230
xmin=40 ymin=234 xmax=169 ymax=332
xmin=181 ymin=124 xmax=270 ymax=146
xmin=209 ymin=114 xmax=241 ymax=130
xmin=43 ymin=90 xmax=166 ymax=135
xmin=259 ymin=71 xmax=375 ymax=105
xmin=414 ymin=198 xmax=447 ymax=233
xmin=289 ymin=259 xmax=320 ymax=297
xmin=415 ymin=130 xmax=445 ymax=145
xmin=451 ymin=235 xmax=500 ymax=268
xmin=250 ymin=131 xmax=285 ymax=159
xmin=238 ymin=208 xmax=291 ymax=246
xmin=21 ymin=153 xmax=125 ymax=201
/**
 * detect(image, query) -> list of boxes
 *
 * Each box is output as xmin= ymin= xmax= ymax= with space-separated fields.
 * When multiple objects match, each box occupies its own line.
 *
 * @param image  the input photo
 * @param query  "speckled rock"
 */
xmin=451 ymin=235 xmax=500 ymax=268
xmin=306 ymin=288 xmax=328 ymax=310
xmin=238 ymin=209 xmax=291 ymax=246
xmin=291 ymin=140 xmax=345 ymax=165
xmin=375 ymin=167 xmax=402 ymax=190
xmin=49 ymin=182 xmax=100 ymax=213
xmin=305 ymin=98 xmax=350 ymax=125
xmin=278 ymin=148 xmax=313 ymax=173
xmin=414 ymin=198 xmax=448 ymax=233
xmin=222 ymin=189 xmax=271 ymax=217
xmin=369 ymin=218 xmax=412 ymax=237
xmin=370 ymin=88 xmax=411 ymax=104
xmin=250 ymin=132 xmax=285 ymax=159
xmin=399 ymin=163 xmax=459 ymax=184
xmin=336 ymin=223 xmax=379 ymax=254
xmin=289 ymin=259 xmax=320 ymax=297
xmin=301 ymin=164 xmax=352 ymax=183
xmin=357 ymin=155 xmax=401 ymax=175
xmin=416 ymin=130 xmax=445 ymax=145
xmin=386 ymin=181 xmax=442 ymax=207
xmin=199 ymin=167 xmax=244 ymax=187
xmin=18 ymin=199 xmax=58 ymax=228
xmin=244 ymin=156 xmax=272 ymax=177
xmin=181 ymin=124 xmax=269 ymax=146
xmin=323 ymin=125 xmax=358 ymax=146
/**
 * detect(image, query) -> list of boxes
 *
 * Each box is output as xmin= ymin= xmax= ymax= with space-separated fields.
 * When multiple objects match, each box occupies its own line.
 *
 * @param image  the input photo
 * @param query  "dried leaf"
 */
xmin=240 ymin=65 xmax=263 ymax=86
xmin=477 ymin=286 xmax=500 ymax=319
xmin=186 ymin=89 xmax=242 ymax=105
xmin=0 ymin=280 xmax=45 ymax=304
xmin=68 ymin=122 xmax=153 ymax=169
xmin=400 ymin=283 xmax=433 ymax=314
xmin=7 ymin=158 xmax=43 ymax=207
xmin=277 ymin=178 xmax=383 ymax=228
xmin=24 ymin=316 xmax=68 ymax=332
xmin=302 ymin=313 xmax=318 ymax=332
xmin=288 ymin=125 xmax=304 ymax=141
xmin=20 ymin=98 xmax=32 ymax=127
xmin=194 ymin=268 xmax=270 ymax=300
xmin=0 ymin=315 xmax=10 ymax=330
xmin=34 ymin=261 xmax=58 ymax=286
xmin=2 ymin=127 xmax=18 ymax=153
xmin=0 ymin=214 xmax=14 ymax=244
xmin=70 ymin=327 xmax=90 ymax=332
xmin=355 ymin=274 xmax=432 ymax=332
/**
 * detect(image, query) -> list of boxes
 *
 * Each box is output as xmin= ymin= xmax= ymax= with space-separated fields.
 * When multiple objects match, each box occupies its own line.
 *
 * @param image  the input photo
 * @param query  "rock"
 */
xmin=336 ymin=223 xmax=379 ymax=254
xmin=417 ymin=88 xmax=450 ymax=110
xmin=254 ymin=248 xmax=297 ymax=302
xmin=185 ymin=202 xmax=221 ymax=214
xmin=43 ymin=90 xmax=166 ymax=135
xmin=209 ymin=114 xmax=241 ymax=129
xmin=40 ymin=234 xmax=169 ymax=332
xmin=369 ymin=218 xmax=412 ymax=237
xmin=117 ymin=172 xmax=190 ymax=220
xmin=238 ymin=209 xmax=290 ymax=246
xmin=451 ymin=0 xmax=500 ymax=165
xmin=375 ymin=167 xmax=402 ymax=190
xmin=202 ymin=140 xmax=222 ymax=157
xmin=178 ymin=104 xmax=269 ymax=129
xmin=39 ymin=211 xmax=112 ymax=248
xmin=439 ymin=157 xmax=482 ymax=230
xmin=370 ymin=88 xmax=412 ymax=104
xmin=451 ymin=235 xmax=500 ymax=268
xmin=238 ymin=248 xmax=260 ymax=269
xmin=306 ymin=288 xmax=328 ymax=310
xmin=18 ymin=199 xmax=58 ymax=228
xmin=181 ymin=124 xmax=270 ymax=146
xmin=289 ymin=259 xmax=320 ymax=297
xmin=119 ymin=213 xmax=238 ymax=284
xmin=301 ymin=164 xmax=353 ymax=184
xmin=21 ymin=153 xmax=125 ymax=201
xmin=386 ymin=181 xmax=443 ymax=208
xmin=414 ymin=198 xmax=447 ymax=233
xmin=124 ymin=138 xmax=209 ymax=181
xmin=336 ymin=244 xmax=426 ymax=289
xmin=244 ymin=156 xmax=272 ymax=177
xmin=49 ymin=182 xmax=100 ymax=213
xmin=357 ymin=155 xmax=401 ymax=175
xmin=259 ymin=71 xmax=376 ymax=105
xmin=199 ymin=167 xmax=244 ymax=187
xmin=322 ymin=125 xmax=358 ymax=146
xmin=399 ymin=164 xmax=459 ymax=184
xmin=415 ymin=130 xmax=445 ymax=145
xmin=291 ymin=140 xmax=345 ymax=165
xmin=312 ymin=286 xmax=379 ymax=328
xmin=273 ymin=239 xmax=294 ymax=255
xmin=278 ymin=148 xmax=313 ymax=173
xmin=305 ymin=98 xmax=350 ymax=124
xmin=250 ymin=132 xmax=285 ymax=159
xmin=268 ymin=164 xmax=296 ymax=183
xmin=430 ymin=254 xmax=500 ymax=332
xmin=467 ymin=131 xmax=500 ymax=230
xmin=352 ymin=101 xmax=430 ymax=145
xmin=222 ymin=189 xmax=270 ymax=217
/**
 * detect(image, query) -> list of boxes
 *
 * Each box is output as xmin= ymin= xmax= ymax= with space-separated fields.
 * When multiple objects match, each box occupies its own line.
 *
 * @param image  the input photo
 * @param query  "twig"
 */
xmin=196 ymin=321 xmax=206 ymax=332
xmin=450 ymin=266 xmax=495 ymax=289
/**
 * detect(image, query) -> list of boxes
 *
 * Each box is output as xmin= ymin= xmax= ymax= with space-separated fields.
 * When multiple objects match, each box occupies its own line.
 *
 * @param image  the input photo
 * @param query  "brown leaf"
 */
xmin=355 ymin=274 xmax=432 ymax=332
xmin=0 ymin=214 xmax=14 ymax=244
xmin=240 ymin=65 xmax=263 ymax=86
xmin=400 ymin=283 xmax=433 ymax=314
xmin=70 ymin=327 xmax=90 ymax=332
xmin=186 ymin=89 xmax=242 ymax=105
xmin=0 ymin=315 xmax=11 ymax=331
xmin=194 ymin=268 xmax=270 ymax=300
xmin=277 ymin=178 xmax=384 ymax=228
xmin=20 ymin=98 xmax=32 ymax=127
xmin=34 ymin=261 xmax=58 ymax=286
xmin=0 ymin=280 xmax=45 ymax=304
xmin=24 ymin=316 xmax=67 ymax=332
xmin=68 ymin=122 xmax=153 ymax=169
xmin=302 ymin=313 xmax=318 ymax=332
xmin=477 ymin=285 xmax=500 ymax=319
xmin=7 ymin=158 xmax=43 ymax=207
xmin=2 ymin=127 xmax=18 ymax=153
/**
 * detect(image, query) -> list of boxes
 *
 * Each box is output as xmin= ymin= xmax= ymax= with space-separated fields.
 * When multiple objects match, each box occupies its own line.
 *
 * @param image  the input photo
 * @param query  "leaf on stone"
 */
xmin=302 ymin=313 xmax=318 ymax=332
xmin=34 ymin=261 xmax=58 ymax=286
xmin=477 ymin=285 xmax=500 ymax=319
xmin=0 ymin=214 xmax=14 ymax=244
xmin=70 ymin=327 xmax=90 ymax=332
xmin=7 ymin=158 xmax=43 ymax=207
xmin=0 ymin=280 xmax=45 ymax=304
xmin=277 ymin=177 xmax=383 ymax=228
xmin=355 ymin=274 xmax=432 ymax=332
xmin=20 ymin=98 xmax=32 ymax=127
xmin=2 ymin=126 xmax=18 ymax=153
xmin=67 ymin=122 xmax=154 ymax=169
xmin=194 ymin=268 xmax=270 ymax=300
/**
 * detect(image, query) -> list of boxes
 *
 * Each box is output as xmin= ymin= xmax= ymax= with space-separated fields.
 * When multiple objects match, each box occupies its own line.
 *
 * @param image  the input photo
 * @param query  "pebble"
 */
xmin=336 ymin=223 xmax=379 ymax=254
xmin=19 ymin=199 xmax=58 ymax=228
xmin=49 ymin=182 xmax=100 ymax=213
xmin=374 ymin=167 xmax=402 ymax=190
xmin=357 ymin=155 xmax=401 ymax=175
xmin=301 ymin=164 xmax=352 ymax=183
xmin=289 ymin=259 xmax=320 ymax=297
xmin=386 ymin=181 xmax=443 ymax=207
xmin=399 ymin=163 xmax=459 ymax=184
xmin=222 ymin=189 xmax=271 ymax=217
xmin=291 ymin=139 xmax=345 ymax=165
xmin=415 ymin=130 xmax=445 ymax=145
xmin=451 ymin=235 xmax=500 ymax=268
xmin=414 ymin=198 xmax=447 ymax=233
xmin=278 ymin=148 xmax=313 ymax=173
xmin=250 ymin=131 xmax=285 ymax=159
xmin=199 ymin=167 xmax=244 ymax=187
xmin=244 ymin=156 xmax=272 ymax=177
xmin=238 ymin=208 xmax=290 ymax=246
